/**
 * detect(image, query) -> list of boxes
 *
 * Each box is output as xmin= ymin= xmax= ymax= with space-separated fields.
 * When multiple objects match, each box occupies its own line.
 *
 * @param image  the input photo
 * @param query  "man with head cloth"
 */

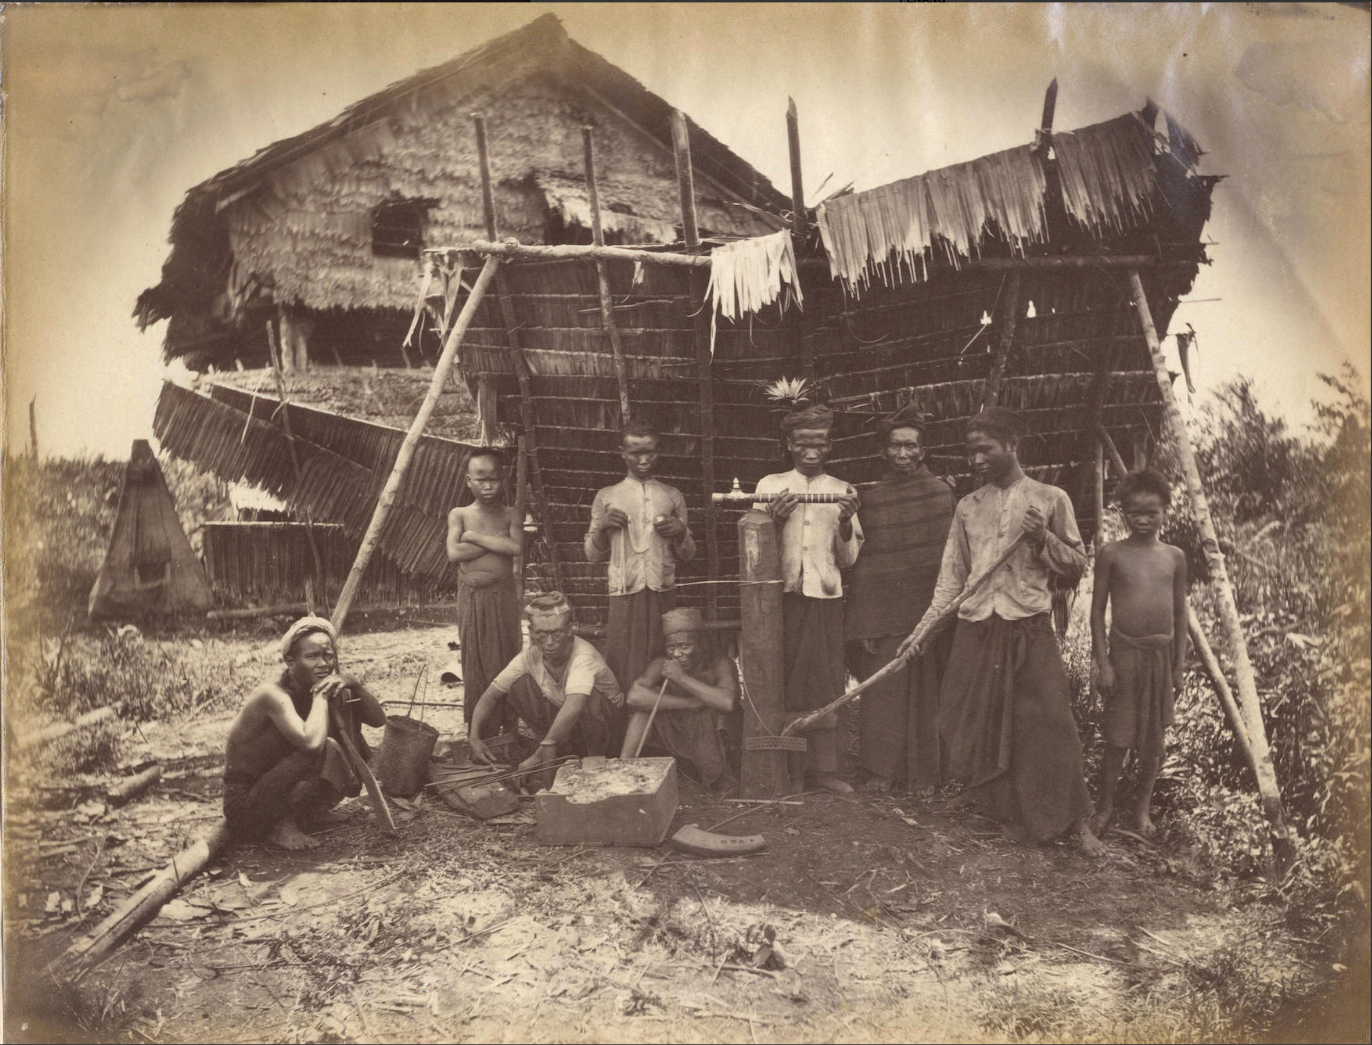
xmin=907 ymin=407 xmax=1104 ymax=854
xmin=468 ymin=593 xmax=625 ymax=781
xmin=753 ymin=402 xmax=864 ymax=793
xmin=223 ymin=617 xmax=387 ymax=849
xmin=619 ymin=606 xmax=740 ymax=792
xmin=846 ymin=404 xmax=957 ymax=791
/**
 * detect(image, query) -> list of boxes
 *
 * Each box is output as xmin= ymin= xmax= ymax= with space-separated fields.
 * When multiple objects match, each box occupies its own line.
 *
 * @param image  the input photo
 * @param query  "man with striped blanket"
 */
xmin=846 ymin=405 xmax=956 ymax=792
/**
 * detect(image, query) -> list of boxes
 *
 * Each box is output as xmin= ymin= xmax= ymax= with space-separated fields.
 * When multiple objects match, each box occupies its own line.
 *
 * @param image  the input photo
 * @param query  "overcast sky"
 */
xmin=3 ymin=2 xmax=1368 ymax=459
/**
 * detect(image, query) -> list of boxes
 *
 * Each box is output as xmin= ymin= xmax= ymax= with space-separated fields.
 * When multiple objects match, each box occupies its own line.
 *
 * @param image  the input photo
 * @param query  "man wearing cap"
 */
xmin=754 ymin=403 xmax=863 ymax=794
xmin=846 ymin=406 xmax=956 ymax=792
xmin=906 ymin=407 xmax=1104 ymax=855
xmin=223 ymin=617 xmax=386 ymax=850
xmin=467 ymin=593 xmax=625 ymax=781
xmin=620 ymin=607 xmax=740 ymax=792
xmin=585 ymin=418 xmax=695 ymax=692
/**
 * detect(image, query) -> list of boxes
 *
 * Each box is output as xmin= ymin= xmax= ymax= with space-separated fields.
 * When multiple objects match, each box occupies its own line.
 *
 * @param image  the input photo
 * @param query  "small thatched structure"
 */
xmin=134 ymin=14 xmax=785 ymax=371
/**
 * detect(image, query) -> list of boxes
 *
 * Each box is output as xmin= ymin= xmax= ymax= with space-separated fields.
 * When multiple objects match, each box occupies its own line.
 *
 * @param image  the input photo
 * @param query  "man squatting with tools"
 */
xmin=223 ymin=617 xmax=386 ymax=850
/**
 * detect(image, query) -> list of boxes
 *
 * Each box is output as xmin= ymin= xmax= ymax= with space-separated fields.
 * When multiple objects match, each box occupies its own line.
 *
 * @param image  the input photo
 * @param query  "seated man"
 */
xmin=467 ymin=593 xmax=625 ymax=783
xmin=620 ymin=607 xmax=740 ymax=792
xmin=223 ymin=617 xmax=386 ymax=850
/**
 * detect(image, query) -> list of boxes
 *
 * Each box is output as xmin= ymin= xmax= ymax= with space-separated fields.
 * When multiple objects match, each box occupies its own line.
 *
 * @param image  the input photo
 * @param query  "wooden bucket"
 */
xmin=374 ymin=715 xmax=439 ymax=798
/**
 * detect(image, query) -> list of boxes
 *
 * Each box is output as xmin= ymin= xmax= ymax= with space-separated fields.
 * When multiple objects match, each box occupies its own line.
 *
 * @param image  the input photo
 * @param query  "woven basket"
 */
xmin=375 ymin=715 xmax=439 ymax=798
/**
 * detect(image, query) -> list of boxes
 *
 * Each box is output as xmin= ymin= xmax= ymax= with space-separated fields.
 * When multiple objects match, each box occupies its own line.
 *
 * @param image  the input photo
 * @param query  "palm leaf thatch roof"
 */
xmin=134 ymin=13 xmax=787 ymax=366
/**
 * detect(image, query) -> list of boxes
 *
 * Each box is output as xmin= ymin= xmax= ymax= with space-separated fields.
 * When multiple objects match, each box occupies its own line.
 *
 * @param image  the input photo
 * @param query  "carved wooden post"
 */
xmin=738 ymin=509 xmax=790 ymax=797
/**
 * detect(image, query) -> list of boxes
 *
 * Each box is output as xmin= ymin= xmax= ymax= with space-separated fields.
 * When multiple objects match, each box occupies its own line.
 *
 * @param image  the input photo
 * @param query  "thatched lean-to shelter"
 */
xmin=152 ymin=92 xmax=1217 ymax=633
xmin=134 ymin=13 xmax=786 ymax=371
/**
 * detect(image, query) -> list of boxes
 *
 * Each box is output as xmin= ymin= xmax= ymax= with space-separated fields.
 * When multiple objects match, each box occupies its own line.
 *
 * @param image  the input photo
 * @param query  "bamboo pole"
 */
xmin=1187 ymin=604 xmax=1257 ymax=772
xmin=982 ymin=272 xmax=1023 ymax=408
xmin=29 ymin=395 xmax=38 ymax=459
xmin=331 ymin=257 xmax=500 ymax=631
xmin=784 ymin=534 xmax=1028 ymax=735
xmin=512 ymin=434 xmax=529 ymax=598
xmin=434 ymin=240 xmax=711 ymax=269
xmin=473 ymin=113 xmax=565 ymax=596
xmin=672 ymin=108 xmax=721 ymax=621
xmin=1127 ymin=269 xmax=1292 ymax=849
xmin=786 ymin=97 xmax=816 ymax=382
xmin=738 ymin=509 xmax=791 ymax=796
xmin=1093 ymin=437 xmax=1105 ymax=554
xmin=52 ymin=819 xmax=231 ymax=984
xmin=583 ymin=126 xmax=632 ymax=426
xmin=1097 ymin=425 xmax=1130 ymax=478
xmin=18 ymin=706 xmax=119 ymax=752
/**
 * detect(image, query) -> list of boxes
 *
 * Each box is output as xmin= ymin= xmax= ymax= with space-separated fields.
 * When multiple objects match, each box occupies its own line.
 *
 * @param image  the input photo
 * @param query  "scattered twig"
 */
xmin=1055 ymin=941 xmax=1132 ymax=966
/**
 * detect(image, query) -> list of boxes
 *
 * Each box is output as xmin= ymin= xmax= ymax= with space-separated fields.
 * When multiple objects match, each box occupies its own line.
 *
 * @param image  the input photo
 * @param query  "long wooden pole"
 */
xmin=738 ymin=509 xmax=790 ymax=796
xmin=1097 ymin=425 xmax=1129 ymax=478
xmin=330 ymin=257 xmax=500 ymax=631
xmin=512 ymin=434 xmax=528 ymax=598
xmin=52 ymin=819 xmax=231 ymax=984
xmin=1127 ymin=269 xmax=1291 ymax=848
xmin=435 ymin=240 xmax=711 ymax=269
xmin=784 ymin=533 xmax=1028 ymax=735
xmin=473 ymin=113 xmax=564 ymax=595
xmin=786 ymin=98 xmax=816 ymax=382
xmin=1187 ymin=604 xmax=1257 ymax=772
xmin=982 ymin=272 xmax=1023 ymax=408
xmin=672 ymin=108 xmax=720 ymax=621
xmin=583 ymin=126 xmax=632 ymax=426
xmin=29 ymin=396 xmax=38 ymax=458
xmin=1092 ymin=437 xmax=1105 ymax=554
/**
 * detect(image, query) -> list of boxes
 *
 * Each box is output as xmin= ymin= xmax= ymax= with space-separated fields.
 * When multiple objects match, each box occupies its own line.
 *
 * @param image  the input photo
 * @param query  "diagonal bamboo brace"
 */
xmin=783 ymin=533 xmax=1028 ymax=736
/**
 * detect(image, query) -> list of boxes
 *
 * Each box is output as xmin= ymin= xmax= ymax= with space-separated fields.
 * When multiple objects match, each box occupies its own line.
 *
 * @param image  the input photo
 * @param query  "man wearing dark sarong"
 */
xmin=621 ymin=607 xmax=740 ymax=792
xmin=468 ymin=593 xmax=625 ymax=786
xmin=911 ymin=407 xmax=1104 ymax=855
xmin=847 ymin=406 xmax=956 ymax=792
xmin=586 ymin=419 xmax=695 ymax=692
xmin=755 ymin=403 xmax=863 ymax=794
xmin=447 ymin=449 xmax=523 ymax=737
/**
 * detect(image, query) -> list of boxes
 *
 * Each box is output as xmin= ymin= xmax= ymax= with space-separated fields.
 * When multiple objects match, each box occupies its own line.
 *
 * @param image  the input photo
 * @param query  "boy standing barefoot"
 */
xmin=1089 ymin=468 xmax=1189 ymax=839
xmin=448 ymin=449 xmax=523 ymax=736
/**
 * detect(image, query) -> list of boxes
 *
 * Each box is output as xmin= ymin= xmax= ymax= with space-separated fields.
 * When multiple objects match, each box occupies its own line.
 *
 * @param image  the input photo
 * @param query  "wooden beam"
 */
xmin=1187 ymin=604 xmax=1257 ymax=773
xmin=432 ymin=240 xmax=711 ymax=269
xmin=583 ymin=126 xmax=632 ymax=426
xmin=473 ymin=113 xmax=565 ymax=595
xmin=1127 ymin=268 xmax=1293 ymax=856
xmin=738 ymin=509 xmax=791 ymax=797
xmin=786 ymin=97 xmax=816 ymax=382
xmin=981 ymin=272 xmax=1023 ymax=408
xmin=1097 ymin=425 xmax=1129 ymax=478
xmin=1092 ymin=436 xmax=1105 ymax=554
xmin=331 ymin=256 xmax=500 ymax=631
xmin=673 ymin=108 xmax=721 ymax=620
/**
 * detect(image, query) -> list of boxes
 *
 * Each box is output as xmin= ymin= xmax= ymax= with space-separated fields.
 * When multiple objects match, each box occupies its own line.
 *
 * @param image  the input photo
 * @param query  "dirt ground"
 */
xmin=4 ymin=625 xmax=1364 ymax=1044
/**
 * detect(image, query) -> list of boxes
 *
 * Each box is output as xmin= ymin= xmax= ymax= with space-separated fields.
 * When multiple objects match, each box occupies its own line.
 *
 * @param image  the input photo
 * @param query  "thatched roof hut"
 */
xmin=134 ymin=13 xmax=786 ymax=371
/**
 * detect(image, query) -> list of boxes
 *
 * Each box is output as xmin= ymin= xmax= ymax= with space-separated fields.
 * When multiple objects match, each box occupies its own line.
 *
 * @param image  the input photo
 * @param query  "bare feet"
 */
xmin=268 ymin=817 xmax=319 ymax=851
xmin=1134 ymin=810 xmax=1158 ymax=839
xmin=1074 ymin=819 xmax=1107 ymax=857
xmin=809 ymin=774 xmax=855 ymax=795
xmin=1087 ymin=806 xmax=1114 ymax=839
xmin=859 ymin=775 xmax=894 ymax=794
xmin=306 ymin=808 xmax=353 ymax=830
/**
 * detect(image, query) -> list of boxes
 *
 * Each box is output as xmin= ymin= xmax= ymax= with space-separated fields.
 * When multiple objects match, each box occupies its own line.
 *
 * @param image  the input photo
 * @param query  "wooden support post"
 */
xmin=266 ymin=320 xmax=329 ymax=609
xmin=29 ymin=395 xmax=38 ymax=459
xmin=1187 ymin=604 xmax=1257 ymax=773
xmin=1036 ymin=77 xmax=1059 ymax=152
xmin=583 ymin=127 xmax=633 ymax=427
xmin=738 ymin=510 xmax=790 ymax=797
xmin=442 ymin=240 xmax=711 ymax=269
xmin=982 ymin=272 xmax=1023 ymax=408
xmin=786 ymin=97 xmax=816 ymax=381
xmin=1132 ymin=430 xmax=1150 ymax=471
xmin=52 ymin=819 xmax=231 ymax=984
xmin=672 ymin=108 xmax=720 ymax=620
xmin=513 ymin=434 xmax=528 ymax=599
xmin=1093 ymin=436 xmax=1105 ymax=553
xmin=1128 ymin=269 xmax=1292 ymax=852
xmin=1097 ymin=425 xmax=1129 ymax=478
xmin=473 ymin=113 xmax=564 ymax=595
xmin=331 ymin=256 xmax=501 ymax=631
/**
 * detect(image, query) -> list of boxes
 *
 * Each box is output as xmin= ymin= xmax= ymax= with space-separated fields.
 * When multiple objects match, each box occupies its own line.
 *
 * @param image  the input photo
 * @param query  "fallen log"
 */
xmin=17 ymin=706 xmax=120 ymax=752
xmin=106 ymin=765 xmax=163 ymax=808
xmin=51 ymin=818 xmax=231 ymax=984
xmin=783 ymin=533 xmax=1028 ymax=735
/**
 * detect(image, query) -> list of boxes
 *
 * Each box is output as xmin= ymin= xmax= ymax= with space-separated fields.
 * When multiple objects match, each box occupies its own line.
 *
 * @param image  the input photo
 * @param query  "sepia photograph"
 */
xmin=2 ymin=3 xmax=1368 ymax=1042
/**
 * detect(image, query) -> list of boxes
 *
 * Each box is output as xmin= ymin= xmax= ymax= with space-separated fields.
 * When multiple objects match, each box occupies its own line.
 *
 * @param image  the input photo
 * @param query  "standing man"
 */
xmin=755 ymin=403 xmax=863 ymax=794
xmin=467 ymin=593 xmax=625 ymax=784
xmin=447 ymin=449 xmax=523 ymax=736
xmin=223 ymin=617 xmax=387 ymax=850
xmin=585 ymin=419 xmax=695 ymax=691
xmin=907 ymin=407 xmax=1103 ymax=854
xmin=846 ymin=405 xmax=956 ymax=792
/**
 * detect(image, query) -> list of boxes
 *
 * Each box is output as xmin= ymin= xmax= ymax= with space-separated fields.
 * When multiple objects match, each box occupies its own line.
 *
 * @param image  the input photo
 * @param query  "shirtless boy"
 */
xmin=1089 ymin=469 xmax=1189 ymax=839
xmin=448 ymin=449 xmax=523 ymax=734
xmin=620 ymin=607 xmax=740 ymax=792
xmin=223 ymin=617 xmax=386 ymax=850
